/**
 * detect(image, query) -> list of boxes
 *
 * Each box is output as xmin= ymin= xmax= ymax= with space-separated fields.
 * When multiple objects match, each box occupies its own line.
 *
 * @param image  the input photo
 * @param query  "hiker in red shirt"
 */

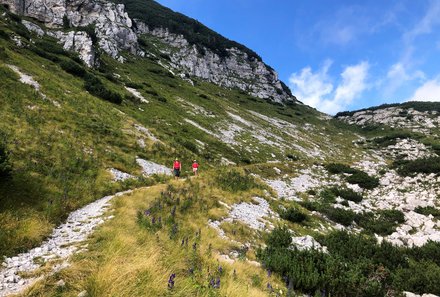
xmin=173 ymin=158 xmax=181 ymax=179
xmin=192 ymin=160 xmax=199 ymax=176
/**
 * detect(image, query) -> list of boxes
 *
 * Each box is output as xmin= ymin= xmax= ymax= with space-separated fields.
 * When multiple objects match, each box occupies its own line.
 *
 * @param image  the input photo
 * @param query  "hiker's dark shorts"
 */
xmin=173 ymin=169 xmax=180 ymax=177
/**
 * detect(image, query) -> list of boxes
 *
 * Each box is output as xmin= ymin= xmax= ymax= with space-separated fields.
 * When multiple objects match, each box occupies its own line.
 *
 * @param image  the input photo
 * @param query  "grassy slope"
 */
xmin=20 ymin=174 xmax=284 ymax=297
xmin=0 ymin=9 xmax=371 ymax=296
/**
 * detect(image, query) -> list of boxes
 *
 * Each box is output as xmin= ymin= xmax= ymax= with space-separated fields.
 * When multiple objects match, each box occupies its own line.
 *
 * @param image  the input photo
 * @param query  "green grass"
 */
xmin=22 ymin=177 xmax=282 ymax=297
xmin=0 ymin=8 xmax=377 ymax=280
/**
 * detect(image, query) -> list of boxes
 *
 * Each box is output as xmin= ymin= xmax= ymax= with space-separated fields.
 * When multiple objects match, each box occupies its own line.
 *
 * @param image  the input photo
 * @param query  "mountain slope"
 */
xmin=1 ymin=2 xmax=440 ymax=297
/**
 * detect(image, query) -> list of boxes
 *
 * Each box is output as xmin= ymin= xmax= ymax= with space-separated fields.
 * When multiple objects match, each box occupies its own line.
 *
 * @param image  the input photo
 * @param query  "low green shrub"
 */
xmin=84 ymin=73 xmax=123 ymax=104
xmin=414 ymin=206 xmax=440 ymax=218
xmin=319 ymin=188 xmax=337 ymax=203
xmin=329 ymin=187 xmax=363 ymax=203
xmin=125 ymin=81 xmax=143 ymax=89
xmin=0 ymin=140 xmax=11 ymax=179
xmin=394 ymin=260 xmax=440 ymax=295
xmin=299 ymin=200 xmax=319 ymax=211
xmin=355 ymin=209 xmax=404 ymax=236
xmin=34 ymin=39 xmax=66 ymax=55
xmin=395 ymin=157 xmax=440 ymax=176
xmin=346 ymin=171 xmax=379 ymax=189
xmin=59 ymin=60 xmax=86 ymax=77
xmin=373 ymin=132 xmax=418 ymax=147
xmin=266 ymin=226 xmax=291 ymax=249
xmin=259 ymin=228 xmax=440 ymax=296
xmin=29 ymin=46 xmax=60 ymax=62
xmin=321 ymin=207 xmax=355 ymax=226
xmin=408 ymin=241 xmax=440 ymax=266
xmin=0 ymin=29 xmax=9 ymax=40
xmin=325 ymin=163 xmax=357 ymax=174
xmin=0 ymin=46 xmax=8 ymax=60
xmin=325 ymin=164 xmax=379 ymax=190
xmin=279 ymin=207 xmax=307 ymax=223
xmin=215 ymin=168 xmax=259 ymax=192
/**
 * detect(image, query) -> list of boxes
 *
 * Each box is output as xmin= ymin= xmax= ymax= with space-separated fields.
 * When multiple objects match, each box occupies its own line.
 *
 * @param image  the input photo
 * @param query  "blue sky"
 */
xmin=156 ymin=0 xmax=440 ymax=114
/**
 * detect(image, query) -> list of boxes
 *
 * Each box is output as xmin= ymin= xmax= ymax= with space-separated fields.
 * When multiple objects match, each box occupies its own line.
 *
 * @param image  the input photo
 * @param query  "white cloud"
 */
xmin=288 ymin=60 xmax=333 ymax=108
xmin=407 ymin=77 xmax=440 ymax=102
xmin=382 ymin=1 xmax=440 ymax=99
xmin=382 ymin=62 xmax=425 ymax=98
xmin=289 ymin=61 xmax=369 ymax=115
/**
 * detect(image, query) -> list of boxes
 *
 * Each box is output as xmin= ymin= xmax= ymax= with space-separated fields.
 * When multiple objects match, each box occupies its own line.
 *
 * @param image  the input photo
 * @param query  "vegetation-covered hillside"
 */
xmin=1 ymin=2 xmax=440 ymax=297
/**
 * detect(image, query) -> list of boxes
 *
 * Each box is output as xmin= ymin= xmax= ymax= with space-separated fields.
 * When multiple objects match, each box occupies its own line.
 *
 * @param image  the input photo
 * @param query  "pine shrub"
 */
xmin=414 ymin=206 xmax=440 ymax=218
xmin=355 ymin=209 xmax=404 ymax=236
xmin=59 ymin=60 xmax=86 ymax=77
xmin=321 ymin=207 xmax=355 ymax=226
xmin=346 ymin=171 xmax=379 ymax=189
xmin=280 ymin=207 xmax=308 ymax=223
xmin=84 ymin=73 xmax=123 ymax=104
xmin=329 ymin=187 xmax=363 ymax=203
xmin=0 ymin=140 xmax=11 ymax=179
xmin=215 ymin=169 xmax=259 ymax=192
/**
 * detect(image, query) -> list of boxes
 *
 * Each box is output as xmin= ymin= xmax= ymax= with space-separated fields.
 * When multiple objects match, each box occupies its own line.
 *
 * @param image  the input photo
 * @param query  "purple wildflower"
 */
xmin=218 ymin=265 xmax=223 ymax=274
xmin=267 ymin=269 xmax=272 ymax=277
xmin=168 ymin=273 xmax=176 ymax=290
xmin=267 ymin=282 xmax=273 ymax=292
xmin=151 ymin=217 xmax=156 ymax=224
xmin=144 ymin=209 xmax=151 ymax=216
xmin=215 ymin=277 xmax=220 ymax=289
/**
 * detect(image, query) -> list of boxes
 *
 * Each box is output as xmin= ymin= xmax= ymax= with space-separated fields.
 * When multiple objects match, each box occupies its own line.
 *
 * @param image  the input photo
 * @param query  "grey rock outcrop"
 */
xmin=336 ymin=106 xmax=440 ymax=134
xmin=1 ymin=0 xmax=294 ymax=102
xmin=2 ymin=0 xmax=142 ymax=64
xmin=49 ymin=31 xmax=95 ymax=66
xmin=135 ymin=23 xmax=294 ymax=103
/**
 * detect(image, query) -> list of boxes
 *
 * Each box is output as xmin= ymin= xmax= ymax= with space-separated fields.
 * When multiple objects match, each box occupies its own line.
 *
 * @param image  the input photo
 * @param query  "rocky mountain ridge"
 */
xmin=336 ymin=102 xmax=440 ymax=134
xmin=0 ymin=0 xmax=295 ymax=103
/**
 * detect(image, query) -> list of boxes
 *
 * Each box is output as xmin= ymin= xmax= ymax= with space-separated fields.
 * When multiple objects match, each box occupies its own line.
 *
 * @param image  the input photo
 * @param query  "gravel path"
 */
xmin=0 ymin=190 xmax=133 ymax=297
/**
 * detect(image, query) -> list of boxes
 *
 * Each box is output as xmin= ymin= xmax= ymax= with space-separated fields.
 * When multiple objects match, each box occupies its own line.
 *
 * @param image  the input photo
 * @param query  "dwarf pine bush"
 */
xmin=395 ymin=156 xmax=440 ymax=176
xmin=0 ymin=139 xmax=11 ymax=179
xmin=215 ymin=168 xmax=259 ymax=192
xmin=59 ymin=60 xmax=86 ymax=77
xmin=325 ymin=163 xmax=379 ymax=189
xmin=355 ymin=209 xmax=404 ymax=236
xmin=329 ymin=187 xmax=363 ymax=203
xmin=415 ymin=206 xmax=440 ymax=218
xmin=84 ymin=73 xmax=123 ymax=104
xmin=258 ymin=229 xmax=440 ymax=296
xmin=279 ymin=207 xmax=308 ymax=223
xmin=321 ymin=207 xmax=355 ymax=226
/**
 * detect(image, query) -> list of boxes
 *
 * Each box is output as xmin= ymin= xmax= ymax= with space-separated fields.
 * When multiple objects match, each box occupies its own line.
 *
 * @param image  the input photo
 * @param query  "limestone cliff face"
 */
xmin=135 ymin=23 xmax=293 ymax=103
xmin=1 ymin=0 xmax=141 ymax=65
xmin=1 ymin=0 xmax=295 ymax=102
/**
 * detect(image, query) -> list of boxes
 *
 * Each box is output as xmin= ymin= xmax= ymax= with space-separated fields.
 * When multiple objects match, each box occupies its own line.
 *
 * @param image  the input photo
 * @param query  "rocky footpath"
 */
xmin=0 ymin=190 xmax=132 ymax=297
